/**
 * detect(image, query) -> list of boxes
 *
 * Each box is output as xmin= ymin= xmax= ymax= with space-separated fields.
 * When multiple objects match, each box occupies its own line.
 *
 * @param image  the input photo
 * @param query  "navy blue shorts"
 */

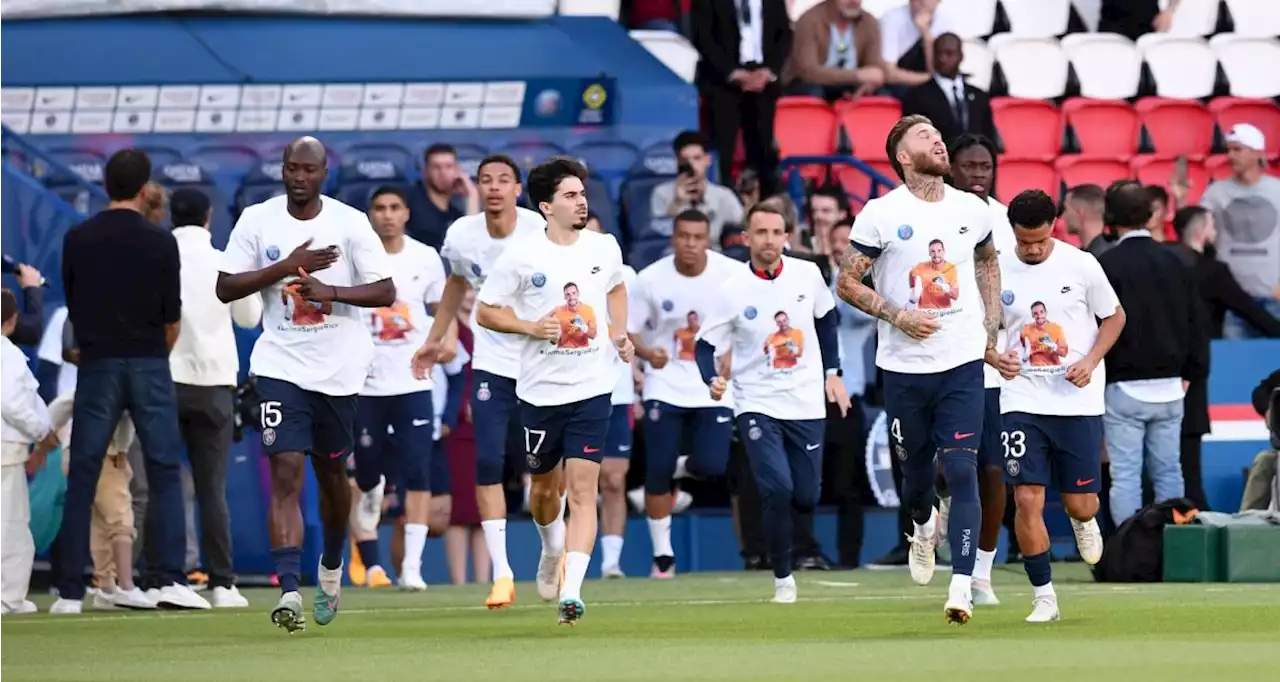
xmin=1002 ymin=412 xmax=1103 ymax=493
xmin=882 ymin=360 xmax=985 ymax=469
xmin=736 ymin=413 xmax=824 ymax=510
xmin=355 ymin=391 xmax=434 ymax=492
xmin=472 ymin=370 xmax=525 ymax=486
xmin=979 ymin=388 xmax=1003 ymax=469
xmin=256 ymin=376 xmax=358 ymax=463
xmin=519 ymin=393 xmax=612 ymax=475
xmin=642 ymin=400 xmax=734 ymax=495
xmin=430 ymin=438 xmax=451 ymax=496
xmin=604 ymin=404 xmax=633 ymax=458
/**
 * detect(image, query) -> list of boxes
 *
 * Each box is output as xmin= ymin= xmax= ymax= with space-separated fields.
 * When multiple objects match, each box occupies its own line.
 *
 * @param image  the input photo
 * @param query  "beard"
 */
xmin=572 ymin=218 xmax=588 ymax=231
xmin=912 ymin=149 xmax=951 ymax=177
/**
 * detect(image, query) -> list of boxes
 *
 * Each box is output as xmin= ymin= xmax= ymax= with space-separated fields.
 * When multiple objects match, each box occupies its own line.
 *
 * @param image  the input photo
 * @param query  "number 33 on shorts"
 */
xmin=1001 ymin=429 xmax=1026 ymax=477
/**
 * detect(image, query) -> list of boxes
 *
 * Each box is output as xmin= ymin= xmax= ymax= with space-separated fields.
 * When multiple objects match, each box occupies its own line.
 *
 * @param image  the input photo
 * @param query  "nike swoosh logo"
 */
xmin=954 ymin=432 xmax=975 ymax=440
xmin=716 ymin=416 xmax=731 ymax=423
xmin=1076 ymin=478 xmax=1096 ymax=487
xmin=583 ymin=446 xmax=600 ymax=454
xmin=326 ymin=450 xmax=346 ymax=460
xmin=412 ymin=418 xmax=430 ymax=427
xmin=805 ymin=443 xmax=820 ymax=451
xmin=619 ymin=445 xmax=632 ymax=452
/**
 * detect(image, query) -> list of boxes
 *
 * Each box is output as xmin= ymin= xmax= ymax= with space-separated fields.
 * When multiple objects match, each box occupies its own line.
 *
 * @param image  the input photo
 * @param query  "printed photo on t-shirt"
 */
xmin=764 ymin=310 xmax=805 ymax=371
xmin=908 ymin=239 xmax=960 ymax=310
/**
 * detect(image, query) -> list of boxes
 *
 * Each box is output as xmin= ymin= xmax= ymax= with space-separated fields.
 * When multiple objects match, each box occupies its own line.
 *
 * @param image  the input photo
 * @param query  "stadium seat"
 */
xmin=1163 ymin=0 xmax=1220 ymax=36
xmin=1073 ymin=0 xmax=1103 ymax=32
xmin=339 ymin=144 xmax=412 ymax=184
xmin=987 ymin=35 xmax=1070 ymax=99
xmin=941 ymin=0 xmax=998 ymax=40
xmin=959 ymin=38 xmax=995 ymax=92
xmin=151 ymin=162 xmax=233 ymax=245
xmin=1135 ymin=98 xmax=1214 ymax=157
xmin=630 ymin=30 xmax=698 ymax=83
xmin=835 ymin=160 xmax=897 ymax=205
xmin=775 ymin=96 xmax=837 ymax=184
xmin=995 ymin=158 xmax=1056 ymax=201
xmin=1131 ymin=154 xmax=1210 ymax=205
xmin=1136 ymin=34 xmax=1218 ymax=99
xmin=136 ymin=145 xmax=185 ymax=168
xmin=1060 ymin=33 xmax=1143 ymax=99
xmin=41 ymin=148 xmax=104 ymax=186
xmin=557 ymin=0 xmax=620 ymax=20
xmin=861 ymin=0 xmax=906 ymax=19
xmin=1208 ymin=98 xmax=1280 ymax=157
xmin=991 ymin=98 xmax=1061 ymax=159
xmin=629 ymin=236 xmax=671 ymax=271
xmin=494 ymin=141 xmax=569 ymax=174
xmin=634 ymin=143 xmax=678 ymax=176
xmin=1222 ymin=0 xmax=1280 ymax=38
xmin=833 ymin=96 xmax=900 ymax=161
xmin=621 ymin=173 xmax=674 ymax=241
xmin=1063 ymin=98 xmax=1140 ymax=155
xmin=1209 ymin=34 xmax=1280 ymax=98
xmin=187 ymin=144 xmax=262 ymax=180
xmin=1054 ymin=155 xmax=1131 ymax=188
xmin=572 ymin=140 xmax=640 ymax=187
xmin=1001 ymin=0 xmax=1073 ymax=37
xmin=585 ymin=171 xmax=622 ymax=242
xmin=1205 ymin=153 xmax=1232 ymax=180
xmin=447 ymin=143 xmax=491 ymax=178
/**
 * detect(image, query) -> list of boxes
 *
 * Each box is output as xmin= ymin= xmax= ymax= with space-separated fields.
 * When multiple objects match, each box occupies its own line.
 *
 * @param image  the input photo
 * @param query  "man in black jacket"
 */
xmin=1098 ymin=181 xmax=1209 ymax=527
xmin=900 ymin=33 xmax=997 ymax=147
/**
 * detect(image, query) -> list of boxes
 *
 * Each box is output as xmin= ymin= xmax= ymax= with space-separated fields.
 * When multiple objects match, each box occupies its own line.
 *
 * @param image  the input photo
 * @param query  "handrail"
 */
xmin=777 ymin=154 xmax=899 ymax=213
xmin=1 ymin=125 xmax=110 ymax=213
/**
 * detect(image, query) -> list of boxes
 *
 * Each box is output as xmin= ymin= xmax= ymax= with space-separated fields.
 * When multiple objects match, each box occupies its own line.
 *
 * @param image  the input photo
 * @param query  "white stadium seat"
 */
xmin=630 ymin=30 xmax=699 ymax=84
xmin=1062 ymin=33 xmax=1142 ymax=99
xmin=558 ymin=0 xmax=620 ymax=20
xmin=1223 ymin=0 xmax=1280 ymax=39
xmin=861 ymin=0 xmax=906 ymax=19
xmin=988 ymin=34 xmax=1069 ymax=99
xmin=1072 ymin=0 xmax=1103 ymax=32
xmin=1137 ymin=34 xmax=1218 ymax=99
xmin=1001 ymin=0 xmax=1072 ymax=38
xmin=1162 ymin=0 xmax=1219 ymax=36
xmin=939 ymin=0 xmax=998 ymax=40
xmin=960 ymin=37 xmax=995 ymax=92
xmin=1210 ymin=34 xmax=1280 ymax=98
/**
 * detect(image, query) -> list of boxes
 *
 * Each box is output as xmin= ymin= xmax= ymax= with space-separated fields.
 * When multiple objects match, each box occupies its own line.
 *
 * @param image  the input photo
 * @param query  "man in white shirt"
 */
xmin=837 ymin=115 xmax=1004 ymax=624
xmin=216 ymin=137 xmax=396 ymax=633
xmin=996 ymin=189 xmax=1123 ymax=623
xmin=629 ymin=209 xmax=740 ymax=579
xmin=878 ymin=0 xmax=952 ymax=87
xmin=169 ymin=188 xmax=262 ymax=609
xmin=696 ymin=204 xmax=849 ymax=603
xmin=476 ymin=157 xmax=634 ymax=626
xmin=410 ymin=155 xmax=546 ymax=610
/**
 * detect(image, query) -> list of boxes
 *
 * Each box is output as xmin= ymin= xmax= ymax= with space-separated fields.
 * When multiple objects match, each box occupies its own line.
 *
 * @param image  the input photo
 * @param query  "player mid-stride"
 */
xmin=216 ymin=137 xmax=396 ymax=632
xmin=997 ymin=190 xmax=1121 ymax=623
xmin=837 ymin=115 xmax=1005 ymax=624
xmin=476 ymin=157 xmax=633 ymax=625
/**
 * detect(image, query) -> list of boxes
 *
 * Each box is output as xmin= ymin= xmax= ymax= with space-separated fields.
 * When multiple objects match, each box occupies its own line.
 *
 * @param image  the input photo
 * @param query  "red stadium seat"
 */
xmin=1135 ymin=98 xmax=1214 ymax=158
xmin=1054 ymin=155 xmax=1131 ymax=189
xmin=775 ymin=96 xmax=837 ymax=183
xmin=1205 ymin=153 xmax=1232 ymax=180
xmin=991 ymin=98 xmax=1062 ymax=160
xmin=1062 ymin=99 xmax=1140 ymax=156
xmin=996 ymin=157 xmax=1056 ymax=202
xmin=1131 ymin=154 xmax=1210 ymax=205
xmin=836 ymin=160 xmax=897 ymax=204
xmin=1208 ymin=97 xmax=1280 ymax=158
xmin=833 ymin=96 xmax=902 ymax=161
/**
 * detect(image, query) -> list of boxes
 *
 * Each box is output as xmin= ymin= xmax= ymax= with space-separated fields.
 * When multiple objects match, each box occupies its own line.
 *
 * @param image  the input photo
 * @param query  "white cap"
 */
xmin=1225 ymin=123 xmax=1266 ymax=152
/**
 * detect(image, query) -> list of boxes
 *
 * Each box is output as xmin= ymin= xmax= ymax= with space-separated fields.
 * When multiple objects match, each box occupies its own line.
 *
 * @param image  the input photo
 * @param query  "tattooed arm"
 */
xmin=974 ymin=239 xmax=1003 ymax=355
xmin=836 ymin=249 xmax=940 ymax=341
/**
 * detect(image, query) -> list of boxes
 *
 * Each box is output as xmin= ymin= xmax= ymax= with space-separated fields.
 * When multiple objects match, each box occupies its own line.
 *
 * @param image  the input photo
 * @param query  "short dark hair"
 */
xmin=1065 ymin=183 xmax=1105 ymax=216
xmin=672 ymin=130 xmax=709 ymax=155
xmin=527 ymin=156 xmax=588 ymax=208
xmin=885 ymin=114 xmax=934 ymax=180
xmin=564 ymin=282 xmax=578 ymax=292
xmin=674 ymin=208 xmax=711 ymax=231
xmin=1 ymin=287 xmax=16 ymax=325
xmin=935 ymin=32 xmax=962 ymax=49
xmin=832 ymin=216 xmax=855 ymax=231
xmin=948 ymin=133 xmax=997 ymax=165
xmin=1172 ymin=205 xmax=1211 ymax=240
xmin=478 ymin=154 xmax=522 ymax=184
xmin=104 ymin=149 xmax=152 ymax=201
xmin=1104 ymin=180 xmax=1153 ymax=230
xmin=1031 ymin=301 xmax=1046 ymax=311
xmin=1145 ymin=184 xmax=1170 ymax=205
xmin=169 ymin=187 xmax=211 ymax=228
xmin=807 ymin=184 xmax=850 ymax=216
xmin=745 ymin=202 xmax=789 ymax=232
xmin=370 ymin=185 xmax=407 ymax=205
xmin=424 ymin=143 xmax=456 ymax=163
xmin=1008 ymin=189 xmax=1058 ymax=229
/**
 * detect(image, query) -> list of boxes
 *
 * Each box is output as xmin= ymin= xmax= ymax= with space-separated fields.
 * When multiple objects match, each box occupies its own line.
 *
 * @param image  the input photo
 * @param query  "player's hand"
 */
xmin=26 ymin=433 xmax=55 ymax=477
xmin=294 ymin=267 xmax=337 ymax=303
xmin=988 ymin=349 xmax=1021 ymax=380
xmin=440 ymin=424 xmax=451 ymax=439
xmin=825 ymin=375 xmax=851 ymax=417
xmin=285 ymin=239 xmax=340 ymax=274
xmin=527 ymin=314 xmax=561 ymax=342
xmin=892 ymin=309 xmax=942 ymax=341
xmin=938 ymin=280 xmax=951 ymax=294
xmin=708 ymin=376 xmax=728 ymax=401
xmin=613 ymin=335 xmax=635 ymax=363
xmin=16 ymin=263 xmax=42 ymax=288
xmin=1065 ymin=356 xmax=1099 ymax=388
xmin=436 ymin=343 xmax=457 ymax=365
xmin=646 ymin=347 xmax=670 ymax=369
xmin=411 ymin=338 xmax=441 ymax=380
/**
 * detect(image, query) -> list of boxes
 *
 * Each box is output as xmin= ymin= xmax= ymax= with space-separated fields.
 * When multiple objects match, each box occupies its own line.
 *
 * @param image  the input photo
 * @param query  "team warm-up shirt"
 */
xmin=477 ymin=228 xmax=625 ymax=407
xmin=361 ymin=238 xmax=446 ymax=397
xmin=612 ymin=265 xmax=637 ymax=406
xmin=221 ymin=195 xmax=393 ymax=397
xmin=440 ymin=207 xmax=546 ymax=379
xmin=698 ymin=256 xmax=835 ymax=421
xmin=629 ymin=252 xmax=740 ymax=409
xmin=851 ymin=184 xmax=998 ymax=374
xmin=998 ymin=239 xmax=1121 ymax=417
xmin=983 ymin=198 xmax=1017 ymax=389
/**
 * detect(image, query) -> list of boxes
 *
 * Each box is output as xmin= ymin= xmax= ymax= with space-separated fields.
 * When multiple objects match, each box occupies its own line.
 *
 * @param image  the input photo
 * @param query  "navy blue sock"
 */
xmin=939 ymin=452 xmax=980 ymax=576
xmin=321 ymin=526 xmax=346 ymax=570
xmin=356 ymin=540 xmax=381 ymax=569
xmin=762 ymin=496 xmax=794 ymax=580
xmin=272 ymin=547 xmax=302 ymax=594
xmin=1023 ymin=551 xmax=1053 ymax=586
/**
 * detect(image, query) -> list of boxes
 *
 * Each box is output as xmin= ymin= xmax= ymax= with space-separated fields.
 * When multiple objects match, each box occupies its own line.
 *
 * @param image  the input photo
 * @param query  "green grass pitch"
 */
xmin=3 ymin=564 xmax=1277 ymax=682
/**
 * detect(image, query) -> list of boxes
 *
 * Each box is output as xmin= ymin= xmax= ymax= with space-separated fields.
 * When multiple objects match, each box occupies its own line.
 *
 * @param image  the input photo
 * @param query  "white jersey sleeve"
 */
xmin=346 ymin=215 xmax=394 ymax=285
xmin=220 ymin=207 xmax=262 ymax=274
xmin=849 ymin=200 xmax=888 ymax=255
xmin=1084 ymin=255 xmax=1122 ymax=319
xmin=811 ymin=262 xmax=836 ymax=319
xmin=476 ymin=247 xmax=524 ymax=309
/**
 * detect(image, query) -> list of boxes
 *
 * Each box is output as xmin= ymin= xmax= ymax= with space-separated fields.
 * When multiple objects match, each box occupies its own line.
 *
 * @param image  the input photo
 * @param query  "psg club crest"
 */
xmin=531 ymin=272 xmax=547 ymax=288
xmin=262 ymin=428 xmax=276 ymax=447
xmin=359 ymin=429 xmax=373 ymax=449
xmin=476 ymin=382 xmax=492 ymax=402
xmin=661 ymin=299 xmax=674 ymax=312
xmin=897 ymin=225 xmax=914 ymax=241
xmin=1006 ymin=458 xmax=1020 ymax=477
xmin=748 ymin=426 xmax=762 ymax=441
xmin=527 ymin=454 xmax=541 ymax=469
xmin=1001 ymin=290 xmax=1016 ymax=306
xmin=649 ymin=406 xmax=661 ymax=422
xmin=743 ymin=306 xmax=758 ymax=320
xmin=265 ymin=245 xmax=281 ymax=261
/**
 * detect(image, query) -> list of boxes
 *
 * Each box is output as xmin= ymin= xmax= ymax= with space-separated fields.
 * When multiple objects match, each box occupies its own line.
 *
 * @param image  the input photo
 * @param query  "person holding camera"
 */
xmin=649 ymin=131 xmax=745 ymax=251
xmin=1 ymin=255 xmax=47 ymax=347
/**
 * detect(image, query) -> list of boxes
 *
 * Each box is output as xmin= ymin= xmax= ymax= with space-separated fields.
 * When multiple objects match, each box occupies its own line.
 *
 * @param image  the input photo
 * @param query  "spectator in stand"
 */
xmin=649 ymin=131 xmax=745 ymax=247
xmin=1 ymin=257 xmax=46 ymax=347
xmin=736 ymin=168 xmax=763 ymax=212
xmin=690 ymin=0 xmax=791 ymax=192
xmin=1199 ymin=124 xmax=1280 ymax=339
xmin=405 ymin=144 xmax=480 ymax=251
xmin=785 ymin=0 xmax=888 ymax=101
xmin=1062 ymin=183 xmax=1112 ymax=257
xmin=1170 ymin=205 xmax=1280 ymax=340
xmin=1145 ymin=185 xmax=1176 ymax=242
xmin=624 ymin=0 xmax=681 ymax=31
xmin=795 ymin=185 xmax=851 ymax=257
xmin=1098 ymin=180 xmax=1208 ymax=527
xmin=1099 ymin=0 xmax=1181 ymax=41
xmin=877 ymin=0 xmax=954 ymax=89
xmin=901 ymin=33 xmax=997 ymax=147
xmin=166 ymin=188 xmax=262 ymax=607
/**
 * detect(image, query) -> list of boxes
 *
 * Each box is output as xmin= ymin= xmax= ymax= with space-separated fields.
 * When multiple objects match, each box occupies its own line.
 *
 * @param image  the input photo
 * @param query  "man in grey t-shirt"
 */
xmin=1199 ymin=124 xmax=1280 ymax=338
xmin=648 ymin=130 xmax=744 ymax=251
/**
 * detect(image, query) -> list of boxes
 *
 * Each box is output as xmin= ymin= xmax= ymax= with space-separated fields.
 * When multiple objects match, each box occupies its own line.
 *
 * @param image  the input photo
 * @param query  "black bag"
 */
xmin=1092 ymin=497 xmax=1199 ymax=583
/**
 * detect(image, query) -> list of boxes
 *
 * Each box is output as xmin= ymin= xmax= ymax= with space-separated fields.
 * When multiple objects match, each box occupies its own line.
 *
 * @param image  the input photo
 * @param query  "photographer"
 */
xmin=649 ymin=131 xmax=744 ymax=250
xmin=1241 ymin=370 xmax=1280 ymax=512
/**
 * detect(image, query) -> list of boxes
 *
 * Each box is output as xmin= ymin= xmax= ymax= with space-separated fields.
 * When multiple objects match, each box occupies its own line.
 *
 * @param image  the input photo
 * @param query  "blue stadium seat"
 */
xmin=572 ymin=140 xmax=640 ymax=193
xmin=493 ymin=141 xmax=568 ymax=175
xmin=336 ymin=148 xmax=409 ymax=212
xmin=586 ymin=171 xmax=622 ymax=243
xmin=40 ymin=148 xmax=104 ymax=187
xmin=152 ymin=162 xmax=233 ymax=247
xmin=341 ymin=143 xmax=413 ymax=179
xmin=628 ymin=236 xmax=670 ymax=270
xmin=636 ymin=141 xmax=679 ymax=176
xmin=236 ymin=161 xmax=284 ymax=215
xmin=188 ymin=144 xmax=262 ymax=181
xmin=335 ymin=181 xmax=410 ymax=212
xmin=621 ymin=173 xmax=674 ymax=242
xmin=137 ymin=145 xmax=185 ymax=168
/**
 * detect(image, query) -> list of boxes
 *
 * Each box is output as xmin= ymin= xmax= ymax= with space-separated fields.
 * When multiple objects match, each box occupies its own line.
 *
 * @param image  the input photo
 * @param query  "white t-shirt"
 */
xmin=361 ymin=238 xmax=446 ymax=397
xmin=611 ymin=265 xmax=637 ymax=406
xmin=629 ymin=252 xmax=741 ymax=409
xmin=851 ymin=184 xmax=998 ymax=374
xmin=698 ymin=256 xmax=835 ymax=421
xmin=220 ymin=195 xmax=393 ymax=397
xmin=477 ymin=229 xmax=626 ymax=407
xmin=37 ymin=306 xmax=77 ymax=395
xmin=982 ymin=198 xmax=1017 ymax=389
xmin=440 ymin=208 xmax=547 ymax=380
xmin=879 ymin=4 xmax=955 ymax=65
xmin=998 ymin=240 xmax=1122 ymax=417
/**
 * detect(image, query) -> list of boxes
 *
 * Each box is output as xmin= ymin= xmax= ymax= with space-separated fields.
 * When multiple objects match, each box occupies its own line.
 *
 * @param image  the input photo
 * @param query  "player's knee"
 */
xmin=1062 ymin=493 xmax=1098 ymax=521
xmin=428 ymin=498 xmax=451 ymax=535
xmin=1013 ymin=485 xmax=1046 ymax=514
xmin=939 ymin=450 xmax=979 ymax=500
xmin=792 ymin=484 xmax=820 ymax=514
xmin=529 ymin=480 xmax=560 ymax=509
xmin=600 ymin=468 xmax=626 ymax=495
xmin=476 ymin=457 xmax=503 ymax=487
